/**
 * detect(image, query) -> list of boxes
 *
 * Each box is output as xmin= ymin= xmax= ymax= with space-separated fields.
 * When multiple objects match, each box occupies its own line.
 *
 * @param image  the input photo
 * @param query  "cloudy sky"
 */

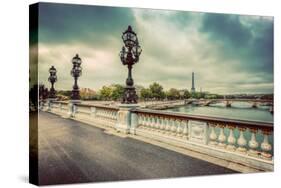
xmin=34 ymin=3 xmax=273 ymax=94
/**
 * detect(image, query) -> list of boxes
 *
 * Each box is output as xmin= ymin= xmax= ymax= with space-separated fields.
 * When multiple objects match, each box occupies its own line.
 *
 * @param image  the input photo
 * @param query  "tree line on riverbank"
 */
xmin=55 ymin=82 xmax=224 ymax=101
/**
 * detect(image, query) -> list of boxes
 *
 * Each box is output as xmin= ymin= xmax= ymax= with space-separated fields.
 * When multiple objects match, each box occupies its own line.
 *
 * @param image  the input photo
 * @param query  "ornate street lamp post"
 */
xmin=48 ymin=66 xmax=57 ymax=98
xmin=70 ymin=54 xmax=82 ymax=101
xmin=119 ymin=25 xmax=142 ymax=104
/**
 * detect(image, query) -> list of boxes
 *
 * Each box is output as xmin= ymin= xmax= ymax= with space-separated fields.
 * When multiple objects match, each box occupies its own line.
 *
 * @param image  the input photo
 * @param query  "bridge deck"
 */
xmin=36 ymin=112 xmax=237 ymax=185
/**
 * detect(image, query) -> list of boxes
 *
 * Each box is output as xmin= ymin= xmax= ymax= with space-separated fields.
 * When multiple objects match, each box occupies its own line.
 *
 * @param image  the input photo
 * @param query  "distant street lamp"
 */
xmin=70 ymin=54 xmax=82 ymax=100
xmin=48 ymin=66 xmax=57 ymax=98
xmin=119 ymin=25 xmax=142 ymax=104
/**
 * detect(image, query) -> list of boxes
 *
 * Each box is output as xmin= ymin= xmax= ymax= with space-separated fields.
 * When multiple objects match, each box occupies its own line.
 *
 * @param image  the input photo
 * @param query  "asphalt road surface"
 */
xmin=36 ymin=112 xmax=237 ymax=185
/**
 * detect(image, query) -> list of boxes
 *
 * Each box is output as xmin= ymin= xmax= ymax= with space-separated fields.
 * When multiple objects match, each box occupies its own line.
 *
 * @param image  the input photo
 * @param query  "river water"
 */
xmin=166 ymin=102 xmax=273 ymax=123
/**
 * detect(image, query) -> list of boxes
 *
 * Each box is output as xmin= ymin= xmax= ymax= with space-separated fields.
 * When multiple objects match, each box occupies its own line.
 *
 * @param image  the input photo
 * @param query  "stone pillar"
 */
xmin=130 ymin=112 xmax=138 ymax=135
xmin=46 ymin=98 xmax=56 ymax=111
xmin=67 ymin=100 xmax=80 ymax=118
xmin=116 ymin=104 xmax=139 ymax=134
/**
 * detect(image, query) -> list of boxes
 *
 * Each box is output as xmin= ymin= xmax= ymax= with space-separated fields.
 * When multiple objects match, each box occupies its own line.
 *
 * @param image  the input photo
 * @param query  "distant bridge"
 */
xmin=185 ymin=99 xmax=273 ymax=108
xmin=142 ymin=99 xmax=273 ymax=112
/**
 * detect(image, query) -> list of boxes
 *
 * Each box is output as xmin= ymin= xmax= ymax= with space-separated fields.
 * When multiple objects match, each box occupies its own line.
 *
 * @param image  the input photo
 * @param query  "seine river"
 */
xmin=166 ymin=102 xmax=273 ymax=123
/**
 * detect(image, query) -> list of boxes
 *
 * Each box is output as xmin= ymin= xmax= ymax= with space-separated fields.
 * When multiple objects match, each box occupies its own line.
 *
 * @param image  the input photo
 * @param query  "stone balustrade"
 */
xmin=46 ymin=101 xmax=118 ymax=129
xmin=131 ymin=109 xmax=273 ymax=171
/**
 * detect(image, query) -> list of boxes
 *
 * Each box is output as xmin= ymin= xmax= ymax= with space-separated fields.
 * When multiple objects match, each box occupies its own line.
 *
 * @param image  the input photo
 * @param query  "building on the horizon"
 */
xmin=191 ymin=72 xmax=195 ymax=93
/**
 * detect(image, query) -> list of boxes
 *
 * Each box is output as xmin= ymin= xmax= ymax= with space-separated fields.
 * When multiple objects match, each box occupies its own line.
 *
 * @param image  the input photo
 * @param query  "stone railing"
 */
xmin=130 ymin=109 xmax=273 ymax=171
xmin=48 ymin=101 xmax=69 ymax=115
xmin=46 ymin=101 xmax=118 ymax=129
xmin=75 ymin=103 xmax=118 ymax=128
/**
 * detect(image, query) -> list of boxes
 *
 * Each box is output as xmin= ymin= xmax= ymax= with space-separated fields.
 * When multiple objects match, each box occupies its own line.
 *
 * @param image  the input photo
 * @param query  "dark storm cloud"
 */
xmin=200 ymin=13 xmax=273 ymax=75
xmin=200 ymin=14 xmax=251 ymax=48
xmin=38 ymin=2 xmax=136 ymax=45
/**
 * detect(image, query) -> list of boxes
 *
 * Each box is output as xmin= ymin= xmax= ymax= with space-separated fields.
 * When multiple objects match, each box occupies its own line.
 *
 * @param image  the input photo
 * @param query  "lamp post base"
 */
xmin=122 ymin=86 xmax=138 ymax=104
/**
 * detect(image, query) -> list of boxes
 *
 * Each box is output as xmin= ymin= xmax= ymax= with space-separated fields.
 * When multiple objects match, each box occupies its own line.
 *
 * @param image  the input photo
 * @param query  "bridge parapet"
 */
xmin=131 ymin=109 xmax=273 ymax=171
xmin=45 ymin=101 xmax=119 ymax=129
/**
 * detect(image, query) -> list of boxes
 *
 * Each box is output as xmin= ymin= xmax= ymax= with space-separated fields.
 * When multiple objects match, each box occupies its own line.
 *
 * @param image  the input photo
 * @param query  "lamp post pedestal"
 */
xmin=71 ymin=89 xmax=80 ymax=101
xmin=122 ymin=86 xmax=138 ymax=104
xmin=71 ymin=76 xmax=80 ymax=101
xmin=116 ymin=103 xmax=139 ymax=134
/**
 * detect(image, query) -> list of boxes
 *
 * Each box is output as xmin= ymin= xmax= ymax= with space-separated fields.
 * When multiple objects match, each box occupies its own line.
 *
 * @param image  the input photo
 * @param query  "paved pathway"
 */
xmin=37 ymin=112 xmax=237 ymax=185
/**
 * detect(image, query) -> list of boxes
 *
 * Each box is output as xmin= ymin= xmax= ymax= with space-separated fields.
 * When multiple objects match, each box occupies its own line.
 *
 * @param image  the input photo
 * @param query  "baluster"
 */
xmin=144 ymin=115 xmax=149 ymax=129
xmin=142 ymin=115 xmax=146 ymax=128
xmin=159 ymin=117 xmax=165 ymax=133
xmin=237 ymin=127 xmax=247 ymax=153
xmin=103 ymin=110 xmax=106 ymax=119
xmin=248 ymin=128 xmax=259 ymax=157
xmin=99 ymin=109 xmax=102 ymax=119
xmin=217 ymin=124 xmax=226 ymax=148
xmin=164 ymin=118 xmax=170 ymax=134
xmin=102 ymin=110 xmax=105 ymax=119
xmin=98 ymin=109 xmax=101 ymax=119
xmin=182 ymin=120 xmax=188 ymax=139
xmin=103 ymin=110 xmax=106 ymax=120
xmin=138 ymin=114 xmax=143 ymax=128
xmin=106 ymin=110 xmax=110 ymax=126
xmin=143 ymin=115 xmax=148 ymax=129
xmin=150 ymin=116 xmax=155 ymax=130
xmin=96 ymin=110 xmax=99 ymax=119
xmin=113 ymin=111 xmax=116 ymax=120
xmin=140 ymin=115 xmax=145 ymax=129
xmin=141 ymin=115 xmax=146 ymax=128
xmin=176 ymin=120 xmax=183 ymax=137
xmin=226 ymin=125 xmax=236 ymax=151
xmin=261 ymin=130 xmax=272 ymax=160
xmin=154 ymin=116 xmax=160 ymax=132
xmin=111 ymin=111 xmax=114 ymax=120
xmin=149 ymin=115 xmax=154 ymax=130
xmin=171 ymin=119 xmax=177 ymax=136
xmin=208 ymin=124 xmax=218 ymax=146
xmin=168 ymin=118 xmax=174 ymax=135
xmin=145 ymin=115 xmax=150 ymax=129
